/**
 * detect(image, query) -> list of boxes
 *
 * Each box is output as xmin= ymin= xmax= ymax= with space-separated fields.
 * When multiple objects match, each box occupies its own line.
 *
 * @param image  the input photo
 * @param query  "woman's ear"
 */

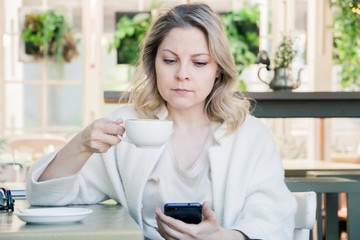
xmin=216 ymin=71 xmax=220 ymax=79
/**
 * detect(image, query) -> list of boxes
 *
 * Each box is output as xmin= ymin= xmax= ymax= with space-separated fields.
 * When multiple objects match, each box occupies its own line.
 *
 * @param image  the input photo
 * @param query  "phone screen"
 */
xmin=164 ymin=203 xmax=202 ymax=224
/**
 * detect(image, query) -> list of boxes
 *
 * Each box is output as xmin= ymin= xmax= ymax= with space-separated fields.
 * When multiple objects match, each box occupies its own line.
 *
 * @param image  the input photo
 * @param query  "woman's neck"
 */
xmin=166 ymin=105 xmax=210 ymax=130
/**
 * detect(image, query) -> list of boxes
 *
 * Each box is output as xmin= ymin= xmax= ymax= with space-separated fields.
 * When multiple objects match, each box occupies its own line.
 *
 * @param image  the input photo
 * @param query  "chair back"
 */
xmin=8 ymin=135 xmax=68 ymax=161
xmin=293 ymin=191 xmax=316 ymax=240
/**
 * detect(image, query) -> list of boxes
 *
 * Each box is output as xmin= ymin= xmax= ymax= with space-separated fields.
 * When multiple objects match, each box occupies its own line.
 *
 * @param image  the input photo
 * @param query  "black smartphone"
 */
xmin=164 ymin=203 xmax=202 ymax=224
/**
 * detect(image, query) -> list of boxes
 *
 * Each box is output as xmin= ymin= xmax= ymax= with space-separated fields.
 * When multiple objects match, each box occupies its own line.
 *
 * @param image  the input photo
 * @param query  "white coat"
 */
xmin=27 ymin=105 xmax=296 ymax=240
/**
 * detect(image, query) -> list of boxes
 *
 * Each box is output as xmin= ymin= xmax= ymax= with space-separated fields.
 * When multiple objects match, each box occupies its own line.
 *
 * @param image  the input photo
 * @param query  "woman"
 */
xmin=27 ymin=3 xmax=296 ymax=240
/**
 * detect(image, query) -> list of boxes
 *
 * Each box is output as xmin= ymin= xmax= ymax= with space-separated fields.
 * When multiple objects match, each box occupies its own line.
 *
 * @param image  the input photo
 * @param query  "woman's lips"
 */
xmin=173 ymin=88 xmax=192 ymax=94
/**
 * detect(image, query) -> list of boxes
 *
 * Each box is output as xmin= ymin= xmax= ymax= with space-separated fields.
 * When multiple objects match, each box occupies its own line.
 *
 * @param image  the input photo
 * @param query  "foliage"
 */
xmin=21 ymin=10 xmax=79 ymax=63
xmin=108 ymin=13 xmax=151 ymax=65
xmin=330 ymin=0 xmax=360 ymax=90
xmin=108 ymin=0 xmax=162 ymax=65
xmin=220 ymin=2 xmax=260 ymax=91
xmin=108 ymin=1 xmax=260 ymax=91
xmin=273 ymin=35 xmax=296 ymax=68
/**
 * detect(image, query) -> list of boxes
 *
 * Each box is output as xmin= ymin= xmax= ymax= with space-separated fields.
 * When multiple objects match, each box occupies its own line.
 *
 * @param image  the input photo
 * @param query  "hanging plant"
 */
xmin=21 ymin=10 xmax=79 ymax=63
xmin=108 ymin=12 xmax=151 ymax=65
xmin=330 ymin=1 xmax=360 ymax=90
xmin=108 ymin=0 xmax=162 ymax=65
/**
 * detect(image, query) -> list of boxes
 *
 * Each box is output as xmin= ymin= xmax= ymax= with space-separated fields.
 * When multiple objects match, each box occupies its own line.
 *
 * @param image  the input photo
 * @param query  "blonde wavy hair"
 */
xmin=129 ymin=3 xmax=250 ymax=135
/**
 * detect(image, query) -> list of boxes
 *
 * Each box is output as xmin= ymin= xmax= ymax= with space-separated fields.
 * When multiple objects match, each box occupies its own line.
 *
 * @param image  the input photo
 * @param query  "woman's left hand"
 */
xmin=155 ymin=201 xmax=246 ymax=240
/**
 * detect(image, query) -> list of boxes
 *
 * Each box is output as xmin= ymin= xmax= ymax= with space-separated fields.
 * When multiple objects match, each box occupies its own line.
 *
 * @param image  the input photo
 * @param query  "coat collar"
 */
xmin=156 ymin=105 xmax=228 ymax=145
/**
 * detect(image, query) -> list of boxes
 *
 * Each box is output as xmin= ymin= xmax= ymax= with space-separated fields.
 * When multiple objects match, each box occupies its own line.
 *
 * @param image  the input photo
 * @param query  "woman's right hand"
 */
xmin=38 ymin=117 xmax=125 ymax=181
xmin=77 ymin=117 xmax=125 ymax=154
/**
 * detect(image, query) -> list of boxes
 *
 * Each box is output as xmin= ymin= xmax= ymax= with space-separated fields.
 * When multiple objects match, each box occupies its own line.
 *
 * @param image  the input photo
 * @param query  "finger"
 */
xmin=156 ymin=207 xmax=186 ymax=227
xmin=156 ymin=208 xmax=187 ymax=239
xmin=99 ymin=132 xmax=121 ymax=146
xmin=85 ymin=132 xmax=119 ymax=152
xmin=88 ymin=128 xmax=121 ymax=146
xmin=103 ymin=122 xmax=124 ymax=136
xmin=114 ymin=118 xmax=123 ymax=125
xmin=156 ymin=217 xmax=183 ymax=240
xmin=93 ymin=118 xmax=123 ymax=136
xmin=202 ymin=201 xmax=217 ymax=222
xmin=155 ymin=214 xmax=169 ymax=239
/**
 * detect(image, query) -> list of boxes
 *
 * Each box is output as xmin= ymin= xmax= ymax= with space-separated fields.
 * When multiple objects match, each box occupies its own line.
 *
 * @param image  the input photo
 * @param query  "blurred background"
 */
xmin=0 ymin=0 xmax=359 ymax=176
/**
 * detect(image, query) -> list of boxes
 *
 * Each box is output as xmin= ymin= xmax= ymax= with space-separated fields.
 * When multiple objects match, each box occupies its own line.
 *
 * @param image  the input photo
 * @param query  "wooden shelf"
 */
xmin=104 ymin=91 xmax=360 ymax=118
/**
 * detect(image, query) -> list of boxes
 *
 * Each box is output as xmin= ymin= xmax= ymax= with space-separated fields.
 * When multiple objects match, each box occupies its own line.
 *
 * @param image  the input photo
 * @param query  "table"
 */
xmin=306 ymin=170 xmax=360 ymax=180
xmin=285 ymin=177 xmax=360 ymax=240
xmin=283 ymin=159 xmax=360 ymax=177
xmin=0 ymin=199 xmax=143 ymax=240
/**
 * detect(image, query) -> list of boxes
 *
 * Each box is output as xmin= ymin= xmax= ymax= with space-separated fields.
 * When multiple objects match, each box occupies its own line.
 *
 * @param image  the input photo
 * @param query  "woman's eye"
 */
xmin=194 ymin=62 xmax=208 ymax=67
xmin=163 ymin=59 xmax=176 ymax=64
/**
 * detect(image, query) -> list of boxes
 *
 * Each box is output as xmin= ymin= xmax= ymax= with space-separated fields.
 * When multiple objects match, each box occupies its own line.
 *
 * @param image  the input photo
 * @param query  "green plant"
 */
xmin=108 ymin=0 xmax=162 ymax=65
xmin=108 ymin=1 xmax=259 ymax=91
xmin=21 ymin=10 xmax=79 ymax=63
xmin=108 ymin=13 xmax=151 ymax=65
xmin=330 ymin=1 xmax=360 ymax=90
xmin=220 ymin=2 xmax=260 ymax=91
xmin=273 ymin=35 xmax=296 ymax=68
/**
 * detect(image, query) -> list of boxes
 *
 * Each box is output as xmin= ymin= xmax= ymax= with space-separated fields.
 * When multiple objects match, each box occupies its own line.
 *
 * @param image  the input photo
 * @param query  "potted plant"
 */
xmin=21 ymin=9 xmax=79 ymax=63
xmin=257 ymin=35 xmax=302 ymax=91
xmin=273 ymin=35 xmax=296 ymax=69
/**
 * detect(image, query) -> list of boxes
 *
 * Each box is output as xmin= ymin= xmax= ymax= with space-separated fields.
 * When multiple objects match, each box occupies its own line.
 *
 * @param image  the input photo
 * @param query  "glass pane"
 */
xmin=262 ymin=118 xmax=310 ymax=160
xmin=102 ymin=34 xmax=118 ymax=81
xmin=24 ymin=84 xmax=42 ymax=128
xmin=47 ymin=40 xmax=83 ymax=81
xmin=23 ymin=62 xmax=42 ymax=80
xmin=293 ymin=0 xmax=307 ymax=65
xmin=102 ymin=103 xmax=121 ymax=116
xmin=63 ymin=39 xmax=83 ymax=81
xmin=47 ymin=85 xmax=82 ymax=127
xmin=294 ymin=0 xmax=308 ymax=33
xmin=103 ymin=82 xmax=131 ymax=92
xmin=5 ymin=84 xmax=44 ymax=129
xmin=4 ymin=84 xmax=23 ymax=129
xmin=331 ymin=118 xmax=360 ymax=162
xmin=72 ymin=5 xmax=82 ymax=32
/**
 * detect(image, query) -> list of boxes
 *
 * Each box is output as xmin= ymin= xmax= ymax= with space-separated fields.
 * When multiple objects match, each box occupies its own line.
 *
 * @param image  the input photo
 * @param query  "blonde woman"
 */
xmin=27 ymin=3 xmax=296 ymax=240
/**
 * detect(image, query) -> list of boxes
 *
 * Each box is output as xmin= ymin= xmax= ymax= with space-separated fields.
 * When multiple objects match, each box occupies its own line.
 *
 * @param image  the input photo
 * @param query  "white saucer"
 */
xmin=14 ymin=207 xmax=93 ymax=224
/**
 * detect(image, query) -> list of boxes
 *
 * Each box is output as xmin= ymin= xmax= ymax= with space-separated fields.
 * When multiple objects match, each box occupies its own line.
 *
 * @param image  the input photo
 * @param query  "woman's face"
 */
xmin=155 ymin=27 xmax=218 ymax=111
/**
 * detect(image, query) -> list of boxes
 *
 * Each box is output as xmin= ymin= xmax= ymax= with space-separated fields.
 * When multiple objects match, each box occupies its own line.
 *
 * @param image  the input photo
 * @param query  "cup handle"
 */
xmin=118 ymin=134 xmax=132 ymax=143
xmin=118 ymin=123 xmax=133 ymax=144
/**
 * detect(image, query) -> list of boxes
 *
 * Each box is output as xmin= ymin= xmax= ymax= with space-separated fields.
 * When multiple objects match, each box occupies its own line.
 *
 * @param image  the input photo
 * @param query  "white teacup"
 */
xmin=119 ymin=119 xmax=173 ymax=148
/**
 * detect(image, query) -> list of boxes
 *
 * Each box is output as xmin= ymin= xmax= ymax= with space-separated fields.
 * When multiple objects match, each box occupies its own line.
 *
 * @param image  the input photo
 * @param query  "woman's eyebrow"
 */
xmin=162 ymin=49 xmax=209 ymax=57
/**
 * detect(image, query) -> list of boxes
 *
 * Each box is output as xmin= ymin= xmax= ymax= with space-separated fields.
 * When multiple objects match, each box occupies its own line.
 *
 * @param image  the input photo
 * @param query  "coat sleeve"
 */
xmin=228 ymin=117 xmax=297 ymax=240
xmin=26 ymin=106 xmax=135 ymax=206
xmin=26 ymin=148 xmax=117 ymax=206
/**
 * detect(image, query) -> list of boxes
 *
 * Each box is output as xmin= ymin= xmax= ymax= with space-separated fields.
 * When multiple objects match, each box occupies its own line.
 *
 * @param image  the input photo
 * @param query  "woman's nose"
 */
xmin=175 ymin=63 xmax=190 ymax=80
